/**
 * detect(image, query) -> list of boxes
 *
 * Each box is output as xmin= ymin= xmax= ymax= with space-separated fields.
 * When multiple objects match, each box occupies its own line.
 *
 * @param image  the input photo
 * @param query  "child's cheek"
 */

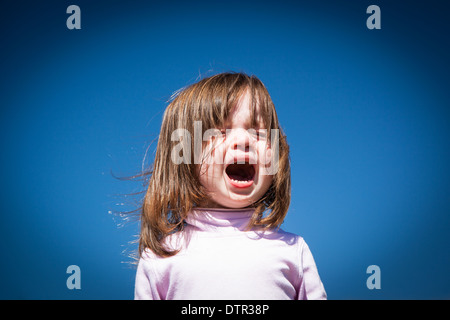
xmin=201 ymin=137 xmax=226 ymax=165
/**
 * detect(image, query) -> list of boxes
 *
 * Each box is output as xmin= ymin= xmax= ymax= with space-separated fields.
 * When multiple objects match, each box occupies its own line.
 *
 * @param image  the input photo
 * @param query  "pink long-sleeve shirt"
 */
xmin=134 ymin=208 xmax=327 ymax=300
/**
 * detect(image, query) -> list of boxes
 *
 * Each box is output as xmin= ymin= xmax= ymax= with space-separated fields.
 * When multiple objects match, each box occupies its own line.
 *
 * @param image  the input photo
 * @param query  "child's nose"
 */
xmin=230 ymin=129 xmax=251 ymax=152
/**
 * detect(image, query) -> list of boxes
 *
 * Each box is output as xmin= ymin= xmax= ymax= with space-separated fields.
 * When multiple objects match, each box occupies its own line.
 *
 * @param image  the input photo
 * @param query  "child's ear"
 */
xmin=261 ymin=147 xmax=272 ymax=167
xmin=262 ymin=146 xmax=280 ymax=176
xmin=267 ymin=147 xmax=273 ymax=161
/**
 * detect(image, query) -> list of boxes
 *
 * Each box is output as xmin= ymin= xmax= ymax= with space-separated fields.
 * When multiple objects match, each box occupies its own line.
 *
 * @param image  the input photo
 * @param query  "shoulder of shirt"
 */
xmin=274 ymin=227 xmax=304 ymax=241
xmin=139 ymin=248 xmax=157 ymax=262
xmin=258 ymin=227 xmax=306 ymax=247
xmin=139 ymin=231 xmax=186 ymax=261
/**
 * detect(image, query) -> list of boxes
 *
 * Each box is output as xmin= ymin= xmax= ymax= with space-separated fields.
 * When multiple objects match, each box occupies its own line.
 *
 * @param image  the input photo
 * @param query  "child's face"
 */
xmin=198 ymin=91 xmax=274 ymax=209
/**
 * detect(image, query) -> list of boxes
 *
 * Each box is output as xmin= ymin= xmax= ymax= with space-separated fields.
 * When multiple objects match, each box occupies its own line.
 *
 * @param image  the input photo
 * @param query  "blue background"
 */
xmin=1 ymin=0 xmax=449 ymax=299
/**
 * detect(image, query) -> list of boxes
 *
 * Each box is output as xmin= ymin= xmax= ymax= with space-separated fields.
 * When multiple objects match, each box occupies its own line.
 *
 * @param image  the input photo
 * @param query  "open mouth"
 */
xmin=225 ymin=163 xmax=256 ymax=188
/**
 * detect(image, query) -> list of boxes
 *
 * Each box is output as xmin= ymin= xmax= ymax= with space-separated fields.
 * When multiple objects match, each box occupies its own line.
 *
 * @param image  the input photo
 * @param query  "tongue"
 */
xmin=228 ymin=172 xmax=248 ymax=181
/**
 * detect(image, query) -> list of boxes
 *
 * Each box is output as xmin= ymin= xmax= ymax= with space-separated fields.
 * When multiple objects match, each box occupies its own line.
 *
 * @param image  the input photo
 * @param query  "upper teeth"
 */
xmin=230 ymin=178 xmax=251 ymax=183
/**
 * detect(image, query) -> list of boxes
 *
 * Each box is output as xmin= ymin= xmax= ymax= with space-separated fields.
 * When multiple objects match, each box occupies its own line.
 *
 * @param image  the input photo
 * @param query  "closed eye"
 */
xmin=252 ymin=129 xmax=267 ymax=140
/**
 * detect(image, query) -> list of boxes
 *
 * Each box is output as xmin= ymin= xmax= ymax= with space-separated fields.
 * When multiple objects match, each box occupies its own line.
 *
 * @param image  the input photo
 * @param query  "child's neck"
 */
xmin=186 ymin=207 xmax=255 ymax=233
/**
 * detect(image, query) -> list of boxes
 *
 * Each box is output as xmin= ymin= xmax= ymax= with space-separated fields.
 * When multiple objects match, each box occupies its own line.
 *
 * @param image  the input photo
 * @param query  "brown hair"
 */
xmin=140 ymin=72 xmax=291 ymax=257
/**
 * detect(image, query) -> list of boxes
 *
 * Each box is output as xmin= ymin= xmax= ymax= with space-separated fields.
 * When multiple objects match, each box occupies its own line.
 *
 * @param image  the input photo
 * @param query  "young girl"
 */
xmin=134 ymin=72 xmax=326 ymax=300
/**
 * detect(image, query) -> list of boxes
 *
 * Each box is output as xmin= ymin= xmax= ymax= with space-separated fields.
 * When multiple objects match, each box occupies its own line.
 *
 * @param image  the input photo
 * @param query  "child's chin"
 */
xmin=216 ymin=196 xmax=256 ymax=209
